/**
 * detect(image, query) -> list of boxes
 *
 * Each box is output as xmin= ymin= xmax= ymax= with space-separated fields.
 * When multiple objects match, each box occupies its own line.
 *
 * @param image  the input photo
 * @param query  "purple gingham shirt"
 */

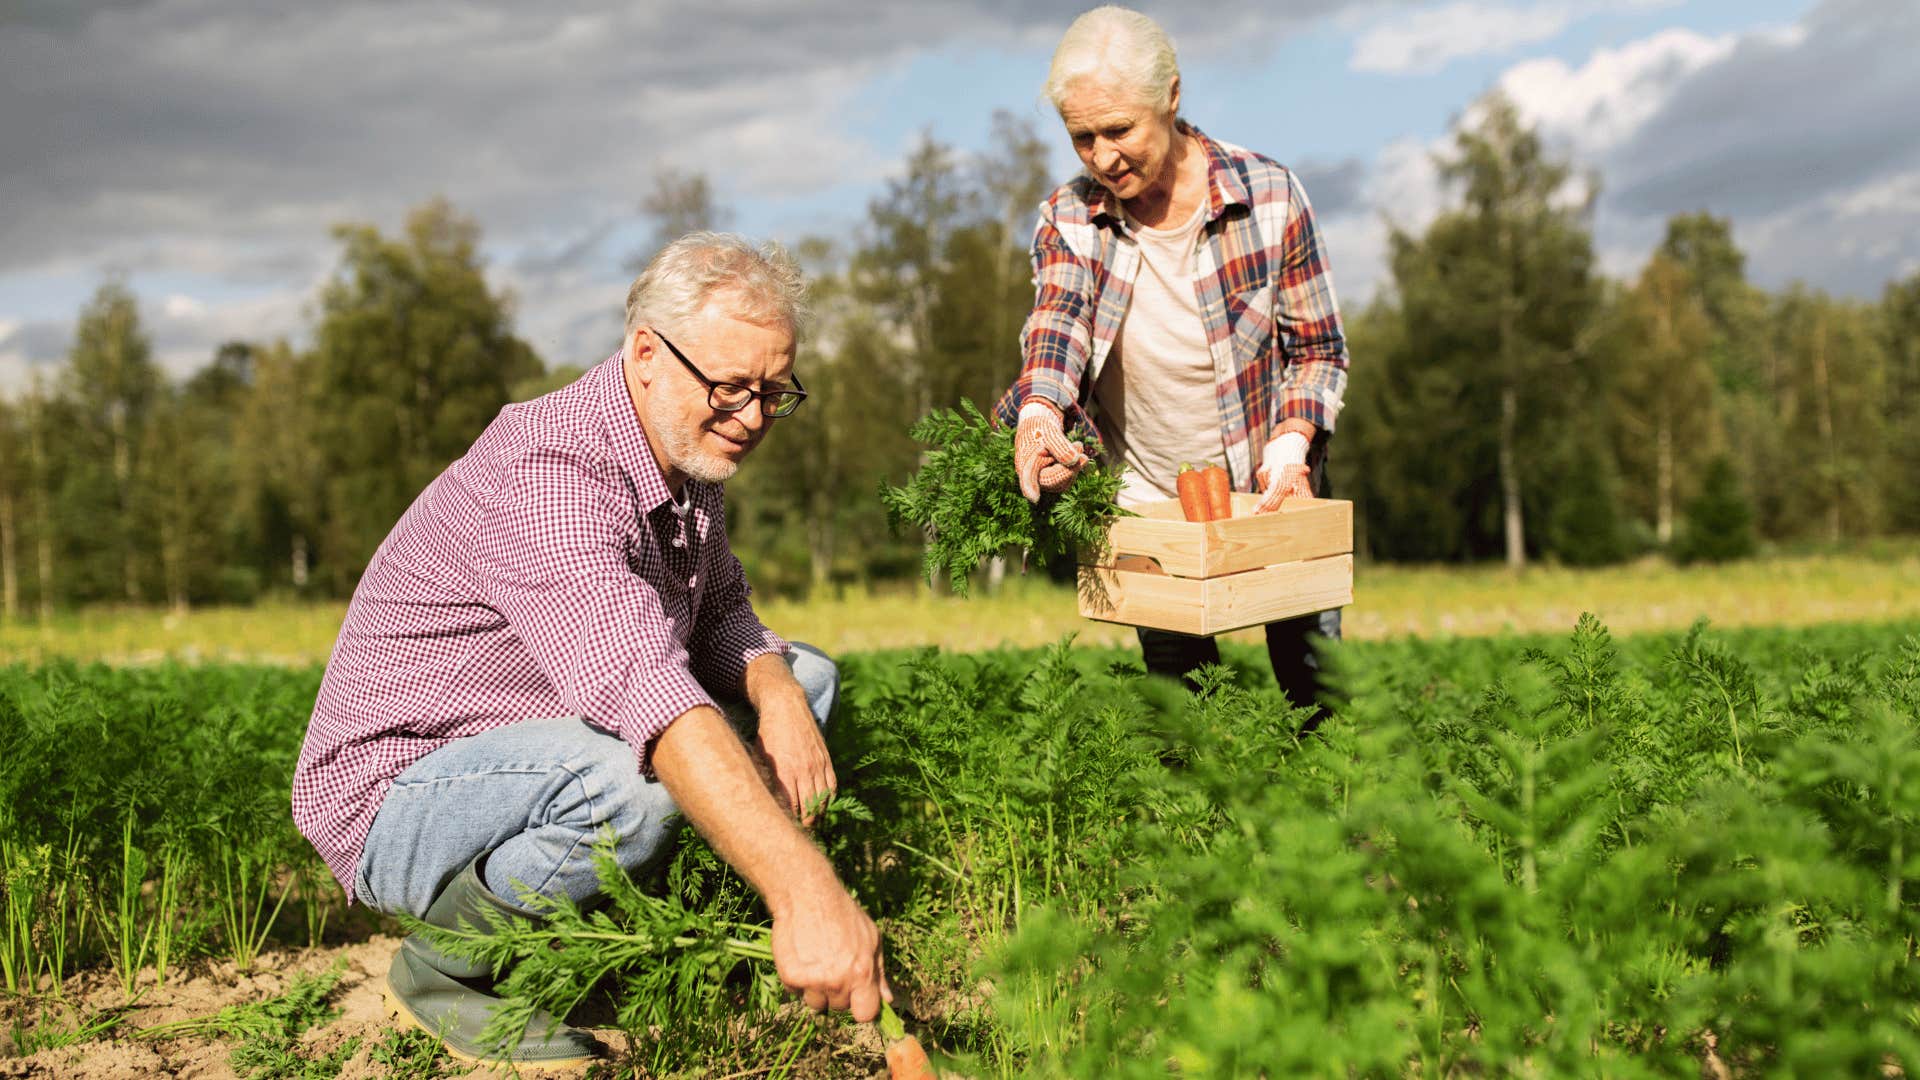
xmin=992 ymin=124 xmax=1350 ymax=492
xmin=292 ymin=354 xmax=787 ymax=897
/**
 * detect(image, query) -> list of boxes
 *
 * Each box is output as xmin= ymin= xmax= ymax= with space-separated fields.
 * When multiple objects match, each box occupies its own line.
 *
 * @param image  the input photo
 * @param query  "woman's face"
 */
xmin=1057 ymin=76 xmax=1181 ymax=205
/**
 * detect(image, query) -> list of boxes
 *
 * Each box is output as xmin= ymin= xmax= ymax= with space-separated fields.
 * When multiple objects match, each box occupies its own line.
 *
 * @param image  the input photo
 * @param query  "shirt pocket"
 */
xmin=1223 ymin=283 xmax=1276 ymax=365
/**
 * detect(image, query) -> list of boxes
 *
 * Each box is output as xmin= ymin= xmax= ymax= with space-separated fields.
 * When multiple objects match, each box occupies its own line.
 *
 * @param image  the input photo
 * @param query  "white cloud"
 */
xmin=160 ymin=293 xmax=204 ymax=320
xmin=1496 ymin=27 xmax=1734 ymax=152
xmin=1353 ymin=2 xmax=1579 ymax=75
xmin=1349 ymin=0 xmax=1677 ymax=76
xmin=1324 ymin=0 xmax=1920 ymax=304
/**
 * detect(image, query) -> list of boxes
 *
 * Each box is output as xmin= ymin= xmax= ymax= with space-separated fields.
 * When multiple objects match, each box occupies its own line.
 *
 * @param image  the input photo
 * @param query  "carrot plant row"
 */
xmin=3 ymin=618 xmax=1919 ymax=1076
xmin=0 ymin=662 xmax=335 ymax=1001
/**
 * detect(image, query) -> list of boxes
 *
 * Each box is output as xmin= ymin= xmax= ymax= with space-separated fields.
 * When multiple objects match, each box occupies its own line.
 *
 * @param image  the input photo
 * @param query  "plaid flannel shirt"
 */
xmin=293 ymin=355 xmax=787 ymax=897
xmin=992 ymin=125 xmax=1350 ymax=491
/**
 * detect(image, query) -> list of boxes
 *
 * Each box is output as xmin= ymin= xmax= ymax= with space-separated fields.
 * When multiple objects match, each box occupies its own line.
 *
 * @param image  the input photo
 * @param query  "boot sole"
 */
xmin=383 ymin=983 xmax=600 ymax=1069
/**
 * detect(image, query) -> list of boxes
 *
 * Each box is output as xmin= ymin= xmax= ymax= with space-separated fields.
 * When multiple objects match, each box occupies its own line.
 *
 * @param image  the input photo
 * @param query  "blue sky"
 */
xmin=2 ymin=0 xmax=1912 ymax=386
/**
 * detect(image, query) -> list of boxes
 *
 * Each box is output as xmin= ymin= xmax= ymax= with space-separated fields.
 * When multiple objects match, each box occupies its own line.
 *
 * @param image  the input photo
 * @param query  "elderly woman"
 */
xmin=995 ymin=5 xmax=1350 ymax=722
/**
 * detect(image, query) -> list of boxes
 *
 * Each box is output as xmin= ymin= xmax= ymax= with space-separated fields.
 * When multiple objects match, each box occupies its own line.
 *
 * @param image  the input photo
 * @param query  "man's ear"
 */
xmin=627 ymin=326 xmax=657 ymax=388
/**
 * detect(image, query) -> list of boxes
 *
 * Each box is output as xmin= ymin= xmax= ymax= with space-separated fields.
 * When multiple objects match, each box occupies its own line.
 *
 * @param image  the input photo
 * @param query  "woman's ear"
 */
xmin=1166 ymin=75 xmax=1182 ymax=122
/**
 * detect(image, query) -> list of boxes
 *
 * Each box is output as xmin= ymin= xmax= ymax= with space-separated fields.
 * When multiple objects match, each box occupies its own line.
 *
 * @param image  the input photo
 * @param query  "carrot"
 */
xmin=881 ymin=1002 xmax=937 ymax=1080
xmin=1199 ymin=464 xmax=1232 ymax=521
xmin=1176 ymin=463 xmax=1212 ymax=522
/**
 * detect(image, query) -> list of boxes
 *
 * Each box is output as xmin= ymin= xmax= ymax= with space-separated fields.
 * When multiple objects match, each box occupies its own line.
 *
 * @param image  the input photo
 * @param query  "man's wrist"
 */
xmin=743 ymin=650 xmax=802 ymax=710
xmin=762 ymin=842 xmax=842 ymax=921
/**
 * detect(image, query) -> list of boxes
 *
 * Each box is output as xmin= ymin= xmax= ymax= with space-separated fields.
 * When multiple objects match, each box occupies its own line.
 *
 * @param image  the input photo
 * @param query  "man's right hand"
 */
xmin=1014 ymin=400 xmax=1089 ymax=503
xmin=651 ymin=707 xmax=892 ymax=1022
xmin=770 ymin=874 xmax=892 ymax=1021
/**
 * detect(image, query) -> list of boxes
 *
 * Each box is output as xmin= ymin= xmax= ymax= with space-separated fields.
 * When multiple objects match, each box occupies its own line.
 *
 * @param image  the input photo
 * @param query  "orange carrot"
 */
xmin=881 ymin=1003 xmax=937 ymax=1080
xmin=1200 ymin=464 xmax=1232 ymax=521
xmin=1176 ymin=463 xmax=1212 ymax=522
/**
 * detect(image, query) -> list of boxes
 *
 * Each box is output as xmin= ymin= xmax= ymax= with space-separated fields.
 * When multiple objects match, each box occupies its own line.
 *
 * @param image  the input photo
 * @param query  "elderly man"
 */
xmin=292 ymin=233 xmax=889 ymax=1065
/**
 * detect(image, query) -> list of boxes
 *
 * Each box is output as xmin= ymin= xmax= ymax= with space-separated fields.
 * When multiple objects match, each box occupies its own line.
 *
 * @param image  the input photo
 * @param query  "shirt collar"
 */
xmin=1085 ymin=122 xmax=1247 ymax=228
xmin=596 ymin=351 xmax=675 ymax=515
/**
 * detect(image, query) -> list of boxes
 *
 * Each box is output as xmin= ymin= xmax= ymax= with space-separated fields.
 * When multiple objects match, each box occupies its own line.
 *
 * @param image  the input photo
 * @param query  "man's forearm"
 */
xmin=743 ymin=650 xmax=808 ymax=715
xmin=651 ymin=706 xmax=836 ymax=917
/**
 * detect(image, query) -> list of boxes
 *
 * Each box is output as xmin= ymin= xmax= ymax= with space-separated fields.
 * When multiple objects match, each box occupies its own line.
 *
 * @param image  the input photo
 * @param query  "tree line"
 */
xmin=2 ymin=97 xmax=1916 ymax=613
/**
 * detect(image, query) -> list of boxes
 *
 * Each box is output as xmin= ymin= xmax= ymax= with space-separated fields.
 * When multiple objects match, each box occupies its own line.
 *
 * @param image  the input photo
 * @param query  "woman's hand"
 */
xmin=1254 ymin=429 xmax=1313 ymax=513
xmin=1014 ymin=401 xmax=1089 ymax=502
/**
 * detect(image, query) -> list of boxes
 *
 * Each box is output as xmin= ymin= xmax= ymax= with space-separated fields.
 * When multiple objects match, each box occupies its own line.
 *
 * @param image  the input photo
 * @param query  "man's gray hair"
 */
xmin=624 ymin=232 xmax=810 ymax=340
xmin=1044 ymin=6 xmax=1180 ymax=113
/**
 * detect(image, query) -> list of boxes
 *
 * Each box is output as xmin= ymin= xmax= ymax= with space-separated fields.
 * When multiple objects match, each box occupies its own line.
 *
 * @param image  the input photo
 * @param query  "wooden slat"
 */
xmin=1086 ymin=498 xmax=1353 ymax=577
xmin=1097 ymin=516 xmax=1210 ymax=576
xmin=1077 ymin=553 xmax=1353 ymax=636
xmin=1198 ymin=501 xmax=1351 ymax=576
xmin=1076 ymin=566 xmax=1208 ymax=635
xmin=1202 ymin=555 xmax=1353 ymax=634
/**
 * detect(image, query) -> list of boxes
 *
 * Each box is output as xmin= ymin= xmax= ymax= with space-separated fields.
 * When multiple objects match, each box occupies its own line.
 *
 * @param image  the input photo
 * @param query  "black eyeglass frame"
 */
xmin=649 ymin=328 xmax=808 ymax=418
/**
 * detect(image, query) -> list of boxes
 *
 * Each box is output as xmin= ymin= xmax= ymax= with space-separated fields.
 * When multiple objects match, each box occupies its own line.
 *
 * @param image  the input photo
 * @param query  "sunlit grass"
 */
xmin=2 ymin=548 xmax=1917 ymax=664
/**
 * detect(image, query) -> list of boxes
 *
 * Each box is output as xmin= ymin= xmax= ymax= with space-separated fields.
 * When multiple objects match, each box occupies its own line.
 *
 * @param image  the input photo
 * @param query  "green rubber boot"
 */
xmin=382 ymin=860 xmax=599 ymax=1066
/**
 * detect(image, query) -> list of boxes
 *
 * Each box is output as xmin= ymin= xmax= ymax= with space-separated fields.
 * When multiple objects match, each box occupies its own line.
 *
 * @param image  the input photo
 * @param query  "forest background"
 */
xmin=3 ymin=94 xmax=1917 ymax=616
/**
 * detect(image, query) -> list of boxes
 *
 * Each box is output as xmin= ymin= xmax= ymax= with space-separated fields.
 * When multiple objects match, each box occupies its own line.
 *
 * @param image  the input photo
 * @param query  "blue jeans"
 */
xmin=353 ymin=643 xmax=839 ymax=918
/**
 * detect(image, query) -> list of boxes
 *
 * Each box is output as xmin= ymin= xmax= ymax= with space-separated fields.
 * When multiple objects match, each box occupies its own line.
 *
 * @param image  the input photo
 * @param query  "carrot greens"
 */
xmin=881 ymin=399 xmax=1126 ymax=597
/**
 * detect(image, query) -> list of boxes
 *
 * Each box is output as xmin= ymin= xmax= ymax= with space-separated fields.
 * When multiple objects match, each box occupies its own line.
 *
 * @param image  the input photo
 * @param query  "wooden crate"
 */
xmin=1077 ymin=494 xmax=1353 ymax=636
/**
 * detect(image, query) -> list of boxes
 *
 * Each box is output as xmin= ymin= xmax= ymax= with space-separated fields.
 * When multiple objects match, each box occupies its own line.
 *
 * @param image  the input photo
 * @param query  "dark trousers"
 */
xmin=1136 ymin=611 xmax=1341 ymax=728
xmin=1136 ymin=433 xmax=1341 ymax=732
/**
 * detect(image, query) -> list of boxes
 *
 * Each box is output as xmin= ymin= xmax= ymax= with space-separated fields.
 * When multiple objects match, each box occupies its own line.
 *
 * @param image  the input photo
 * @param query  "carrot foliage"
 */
xmin=880 ymin=400 xmax=1125 ymax=596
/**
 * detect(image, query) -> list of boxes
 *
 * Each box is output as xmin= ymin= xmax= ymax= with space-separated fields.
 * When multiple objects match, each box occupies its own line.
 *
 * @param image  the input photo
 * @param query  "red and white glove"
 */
xmin=1014 ymin=401 xmax=1089 ymax=503
xmin=1254 ymin=430 xmax=1313 ymax=514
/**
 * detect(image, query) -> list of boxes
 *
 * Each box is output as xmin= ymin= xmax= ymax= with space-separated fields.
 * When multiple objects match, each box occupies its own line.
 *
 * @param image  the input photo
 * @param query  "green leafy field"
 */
xmin=4 ymin=548 xmax=1919 ymax=666
xmin=3 ymin=617 xmax=1919 ymax=1076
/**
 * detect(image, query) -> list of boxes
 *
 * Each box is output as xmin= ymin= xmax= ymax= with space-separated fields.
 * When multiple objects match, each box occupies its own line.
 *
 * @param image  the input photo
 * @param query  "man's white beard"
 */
xmin=648 ymin=394 xmax=740 ymax=484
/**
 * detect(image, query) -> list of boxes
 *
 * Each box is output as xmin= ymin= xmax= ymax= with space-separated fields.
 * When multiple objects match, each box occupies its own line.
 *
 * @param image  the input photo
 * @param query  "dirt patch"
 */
xmin=0 ymin=937 xmax=905 ymax=1078
xmin=0 ymin=936 xmax=624 ymax=1080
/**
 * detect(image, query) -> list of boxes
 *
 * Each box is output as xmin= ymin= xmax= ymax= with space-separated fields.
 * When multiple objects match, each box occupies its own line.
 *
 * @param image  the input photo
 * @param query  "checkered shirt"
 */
xmin=292 ymin=354 xmax=788 ymax=897
xmin=991 ymin=124 xmax=1350 ymax=491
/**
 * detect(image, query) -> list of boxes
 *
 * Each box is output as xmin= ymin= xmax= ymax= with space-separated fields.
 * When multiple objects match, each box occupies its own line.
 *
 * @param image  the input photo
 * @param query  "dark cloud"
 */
xmin=0 ymin=0 xmax=1397 ymax=273
xmin=0 ymin=0 xmax=156 ymax=34
xmin=0 ymin=0 xmax=1404 ymax=376
xmin=1291 ymin=157 xmax=1367 ymax=220
xmin=1608 ymin=0 xmax=1920 ymax=220
xmin=0 ymin=318 xmax=75 ymax=368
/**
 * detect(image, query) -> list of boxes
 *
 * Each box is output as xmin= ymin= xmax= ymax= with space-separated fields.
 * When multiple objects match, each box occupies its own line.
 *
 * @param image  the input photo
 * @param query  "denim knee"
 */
xmin=786 ymin=641 xmax=839 ymax=727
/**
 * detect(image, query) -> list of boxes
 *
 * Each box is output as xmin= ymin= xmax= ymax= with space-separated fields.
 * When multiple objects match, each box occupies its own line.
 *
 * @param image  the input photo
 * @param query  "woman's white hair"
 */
xmin=1044 ymin=6 xmax=1179 ymax=113
xmin=624 ymin=232 xmax=811 ymax=341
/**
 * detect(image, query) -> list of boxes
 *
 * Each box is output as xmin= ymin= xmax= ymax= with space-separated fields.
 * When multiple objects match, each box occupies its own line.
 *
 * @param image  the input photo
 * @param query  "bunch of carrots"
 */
xmin=1176 ymin=462 xmax=1233 ymax=522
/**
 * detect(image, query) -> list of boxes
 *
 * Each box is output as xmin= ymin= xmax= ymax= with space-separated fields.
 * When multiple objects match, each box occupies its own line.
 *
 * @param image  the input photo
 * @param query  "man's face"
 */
xmin=626 ymin=299 xmax=796 ymax=488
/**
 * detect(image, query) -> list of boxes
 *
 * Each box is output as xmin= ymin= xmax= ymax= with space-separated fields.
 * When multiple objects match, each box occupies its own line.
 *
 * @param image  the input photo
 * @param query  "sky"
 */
xmin=3 ymin=0 xmax=1917 ymax=390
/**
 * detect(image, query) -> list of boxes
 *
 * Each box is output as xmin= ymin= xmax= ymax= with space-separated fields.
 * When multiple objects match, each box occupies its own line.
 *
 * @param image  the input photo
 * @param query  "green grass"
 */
xmin=3 ymin=619 xmax=1919 ymax=1074
xmin=3 ymin=549 xmax=1918 ymax=665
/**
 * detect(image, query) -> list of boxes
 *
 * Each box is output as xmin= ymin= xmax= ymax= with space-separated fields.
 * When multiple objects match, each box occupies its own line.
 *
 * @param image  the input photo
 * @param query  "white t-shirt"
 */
xmin=1093 ymin=200 xmax=1224 ymax=509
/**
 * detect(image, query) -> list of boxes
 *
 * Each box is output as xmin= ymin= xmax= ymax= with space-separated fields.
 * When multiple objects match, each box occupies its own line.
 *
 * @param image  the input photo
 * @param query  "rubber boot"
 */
xmin=382 ymin=859 xmax=599 ymax=1066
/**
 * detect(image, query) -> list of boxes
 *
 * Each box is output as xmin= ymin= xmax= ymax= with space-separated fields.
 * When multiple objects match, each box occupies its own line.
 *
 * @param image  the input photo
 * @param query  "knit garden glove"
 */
xmin=1254 ymin=431 xmax=1313 ymax=514
xmin=1014 ymin=401 xmax=1089 ymax=503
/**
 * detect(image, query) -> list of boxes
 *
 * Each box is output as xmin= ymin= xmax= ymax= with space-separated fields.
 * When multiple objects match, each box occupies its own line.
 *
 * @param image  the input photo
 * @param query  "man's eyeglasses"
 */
xmin=651 ymin=328 xmax=807 ymax=418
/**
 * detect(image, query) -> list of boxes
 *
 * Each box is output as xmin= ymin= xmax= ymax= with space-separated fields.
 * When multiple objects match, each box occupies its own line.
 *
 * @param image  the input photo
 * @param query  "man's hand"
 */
xmin=1014 ymin=401 xmax=1088 ymax=503
xmin=651 ymin=706 xmax=888 ymax=1022
xmin=770 ymin=874 xmax=893 ymax=1021
xmin=756 ymin=702 xmax=836 ymax=825
xmin=1255 ymin=429 xmax=1314 ymax=514
xmin=744 ymin=652 xmax=836 ymax=825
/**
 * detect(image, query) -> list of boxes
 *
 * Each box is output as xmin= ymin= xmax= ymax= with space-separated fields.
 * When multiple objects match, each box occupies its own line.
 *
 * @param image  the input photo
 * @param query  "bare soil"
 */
xmin=0 ymin=934 xmax=894 ymax=1079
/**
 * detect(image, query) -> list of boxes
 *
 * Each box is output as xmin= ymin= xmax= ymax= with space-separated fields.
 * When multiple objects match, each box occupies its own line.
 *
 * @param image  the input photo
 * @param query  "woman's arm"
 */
xmin=992 ymin=212 xmax=1100 ymax=438
xmin=1272 ymin=169 xmax=1350 ymax=436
